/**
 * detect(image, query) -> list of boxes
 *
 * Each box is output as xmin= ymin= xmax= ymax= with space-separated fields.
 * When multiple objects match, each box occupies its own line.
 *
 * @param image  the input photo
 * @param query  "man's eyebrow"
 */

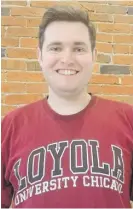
xmin=73 ymin=42 xmax=87 ymax=46
xmin=46 ymin=41 xmax=88 ymax=48
xmin=47 ymin=42 xmax=62 ymax=47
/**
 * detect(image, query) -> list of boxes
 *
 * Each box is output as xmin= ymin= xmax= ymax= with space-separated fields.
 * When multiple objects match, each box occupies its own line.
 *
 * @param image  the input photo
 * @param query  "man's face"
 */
xmin=38 ymin=21 xmax=95 ymax=96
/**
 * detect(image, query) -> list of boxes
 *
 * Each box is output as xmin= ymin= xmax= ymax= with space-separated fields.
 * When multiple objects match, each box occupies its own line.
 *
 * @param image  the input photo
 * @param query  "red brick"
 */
xmin=30 ymin=1 xmax=81 ymax=8
xmin=101 ymin=95 xmax=133 ymax=105
xmin=96 ymin=34 xmax=112 ymax=43
xmin=6 ymin=48 xmax=37 ymax=59
xmin=6 ymin=27 xmax=38 ymax=38
xmin=97 ymin=54 xmax=111 ymax=63
xmin=114 ymin=15 xmax=133 ymax=24
xmin=131 ymin=25 xmax=133 ymax=34
xmin=26 ymin=83 xmax=48 ymax=93
xmin=1 ymin=105 xmax=17 ymax=117
xmin=7 ymin=71 xmax=44 ymax=82
xmin=1 ymin=26 xmax=6 ymax=37
xmin=113 ymin=55 xmax=133 ymax=65
xmin=121 ymin=76 xmax=133 ymax=85
xmin=2 ymin=1 xmax=27 ymax=6
xmin=113 ymin=35 xmax=133 ymax=44
xmin=94 ymin=5 xmax=127 ymax=14
xmin=26 ymin=61 xmax=40 ymax=71
xmin=27 ymin=18 xmax=41 ymax=27
xmin=96 ymin=43 xmax=112 ymax=53
xmin=1 ymin=38 xmax=19 ymax=47
xmin=108 ymin=1 xmax=133 ymax=6
xmin=5 ymin=94 xmax=43 ymax=105
xmin=20 ymin=38 xmax=38 ymax=48
xmin=98 ymin=24 xmax=130 ymax=33
xmin=1 ymin=71 xmax=6 ymax=81
xmin=93 ymin=64 xmax=99 ymax=73
xmin=2 ymin=82 xmax=26 ymax=93
xmin=11 ymin=7 xmax=46 ymax=17
xmin=2 ymin=17 xmax=26 ymax=26
xmin=2 ymin=59 xmax=26 ymax=70
xmin=30 ymin=1 xmax=56 ymax=7
xmin=89 ymin=85 xmax=133 ymax=95
xmin=90 ymin=75 xmax=119 ymax=85
xmin=1 ymin=94 xmax=5 ymax=104
xmin=130 ymin=66 xmax=133 ymax=74
xmin=113 ymin=45 xmax=130 ymax=54
xmin=90 ymin=13 xmax=113 ymax=22
xmin=79 ymin=3 xmax=95 ymax=12
xmin=130 ymin=46 xmax=133 ymax=54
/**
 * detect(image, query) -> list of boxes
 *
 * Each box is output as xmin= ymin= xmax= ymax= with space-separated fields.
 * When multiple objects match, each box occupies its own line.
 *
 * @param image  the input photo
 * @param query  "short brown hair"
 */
xmin=39 ymin=5 xmax=96 ymax=51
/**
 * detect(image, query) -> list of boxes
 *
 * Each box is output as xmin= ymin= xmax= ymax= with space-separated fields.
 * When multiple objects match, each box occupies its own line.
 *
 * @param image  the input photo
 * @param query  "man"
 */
xmin=1 ymin=5 xmax=133 ymax=208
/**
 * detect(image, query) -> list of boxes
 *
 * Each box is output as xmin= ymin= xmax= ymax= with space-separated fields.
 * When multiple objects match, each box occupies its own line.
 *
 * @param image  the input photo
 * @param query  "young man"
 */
xmin=1 ymin=6 xmax=133 ymax=208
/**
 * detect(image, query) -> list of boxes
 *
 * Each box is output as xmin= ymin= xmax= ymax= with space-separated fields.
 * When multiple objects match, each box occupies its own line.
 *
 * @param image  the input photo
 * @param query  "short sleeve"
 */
xmin=1 ymin=115 xmax=14 ymax=208
xmin=124 ymin=104 xmax=133 ymax=202
xmin=130 ymin=158 xmax=133 ymax=201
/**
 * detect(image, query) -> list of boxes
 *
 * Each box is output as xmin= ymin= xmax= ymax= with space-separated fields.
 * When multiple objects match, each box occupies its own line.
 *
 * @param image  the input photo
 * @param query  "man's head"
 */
xmin=39 ymin=6 xmax=96 ymax=52
xmin=38 ymin=6 xmax=96 ymax=97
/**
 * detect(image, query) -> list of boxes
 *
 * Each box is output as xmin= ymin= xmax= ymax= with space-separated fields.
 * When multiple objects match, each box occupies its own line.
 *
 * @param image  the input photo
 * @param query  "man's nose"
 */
xmin=60 ymin=50 xmax=74 ymax=64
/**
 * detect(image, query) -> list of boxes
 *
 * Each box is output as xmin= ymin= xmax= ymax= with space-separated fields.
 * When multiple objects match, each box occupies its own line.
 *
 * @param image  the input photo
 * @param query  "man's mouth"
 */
xmin=56 ymin=69 xmax=79 ymax=75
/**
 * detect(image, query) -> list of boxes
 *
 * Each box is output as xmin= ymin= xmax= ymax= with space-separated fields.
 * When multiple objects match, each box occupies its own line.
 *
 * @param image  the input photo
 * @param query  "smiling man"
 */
xmin=1 ymin=6 xmax=133 ymax=208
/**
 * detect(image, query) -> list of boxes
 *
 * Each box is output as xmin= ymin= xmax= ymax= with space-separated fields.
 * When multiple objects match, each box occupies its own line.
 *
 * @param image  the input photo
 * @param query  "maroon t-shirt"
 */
xmin=1 ymin=95 xmax=133 ymax=208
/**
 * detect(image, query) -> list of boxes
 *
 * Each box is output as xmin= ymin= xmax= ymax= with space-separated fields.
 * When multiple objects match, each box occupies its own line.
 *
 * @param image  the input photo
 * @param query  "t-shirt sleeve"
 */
xmin=1 ymin=163 xmax=14 ymax=208
xmin=1 ymin=114 xmax=14 ymax=208
xmin=128 ymin=105 xmax=133 ymax=201
xmin=130 ymin=162 xmax=133 ymax=201
xmin=124 ymin=104 xmax=133 ymax=202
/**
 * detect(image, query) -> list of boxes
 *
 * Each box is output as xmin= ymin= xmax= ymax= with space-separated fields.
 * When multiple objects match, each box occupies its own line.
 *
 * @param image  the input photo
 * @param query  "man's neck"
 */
xmin=47 ymin=89 xmax=92 ymax=115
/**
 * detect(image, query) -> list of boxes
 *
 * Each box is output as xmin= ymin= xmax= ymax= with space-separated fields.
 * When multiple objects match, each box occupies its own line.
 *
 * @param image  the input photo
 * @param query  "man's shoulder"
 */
xmin=97 ymin=95 xmax=133 ymax=111
xmin=2 ymin=99 xmax=44 ymax=125
xmin=96 ymin=96 xmax=133 ymax=122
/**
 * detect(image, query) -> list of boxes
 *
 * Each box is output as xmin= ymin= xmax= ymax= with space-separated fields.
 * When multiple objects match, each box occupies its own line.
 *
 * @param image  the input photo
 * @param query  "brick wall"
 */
xmin=1 ymin=1 xmax=133 ymax=117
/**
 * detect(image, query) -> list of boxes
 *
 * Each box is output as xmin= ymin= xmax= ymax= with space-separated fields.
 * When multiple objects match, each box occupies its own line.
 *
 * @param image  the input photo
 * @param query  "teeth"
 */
xmin=57 ymin=69 xmax=77 ymax=75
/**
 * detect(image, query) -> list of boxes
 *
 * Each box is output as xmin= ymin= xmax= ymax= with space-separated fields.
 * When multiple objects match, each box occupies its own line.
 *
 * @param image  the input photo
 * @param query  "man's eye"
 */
xmin=74 ymin=47 xmax=85 ymax=52
xmin=49 ymin=47 xmax=61 ymax=52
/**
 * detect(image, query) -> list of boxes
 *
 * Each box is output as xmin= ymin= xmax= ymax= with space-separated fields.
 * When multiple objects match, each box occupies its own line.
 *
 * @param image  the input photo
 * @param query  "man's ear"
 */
xmin=37 ymin=47 xmax=43 ymax=68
